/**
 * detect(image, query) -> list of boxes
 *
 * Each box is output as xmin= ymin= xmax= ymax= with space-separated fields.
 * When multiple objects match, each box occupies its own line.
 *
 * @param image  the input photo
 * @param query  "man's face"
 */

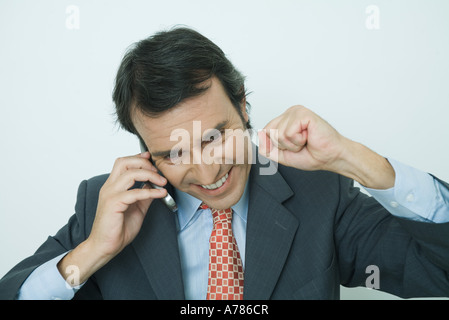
xmin=133 ymin=77 xmax=252 ymax=210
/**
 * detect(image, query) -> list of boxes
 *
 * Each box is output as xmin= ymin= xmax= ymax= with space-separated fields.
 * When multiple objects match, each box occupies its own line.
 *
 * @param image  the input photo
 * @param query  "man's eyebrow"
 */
xmin=150 ymin=120 xmax=231 ymax=158
xmin=205 ymin=120 xmax=230 ymax=133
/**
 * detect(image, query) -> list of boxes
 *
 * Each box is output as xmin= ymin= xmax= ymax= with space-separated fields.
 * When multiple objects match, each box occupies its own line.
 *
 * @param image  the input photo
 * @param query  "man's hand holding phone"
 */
xmin=57 ymin=152 xmax=168 ymax=287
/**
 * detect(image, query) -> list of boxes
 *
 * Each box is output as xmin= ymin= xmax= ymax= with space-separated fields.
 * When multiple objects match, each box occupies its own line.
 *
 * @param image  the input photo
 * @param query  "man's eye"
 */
xmin=203 ymin=129 xmax=225 ymax=145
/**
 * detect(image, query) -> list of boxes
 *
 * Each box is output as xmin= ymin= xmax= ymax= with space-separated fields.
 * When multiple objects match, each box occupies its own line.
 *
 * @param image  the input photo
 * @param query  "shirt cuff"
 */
xmin=17 ymin=251 xmax=81 ymax=300
xmin=364 ymin=158 xmax=449 ymax=223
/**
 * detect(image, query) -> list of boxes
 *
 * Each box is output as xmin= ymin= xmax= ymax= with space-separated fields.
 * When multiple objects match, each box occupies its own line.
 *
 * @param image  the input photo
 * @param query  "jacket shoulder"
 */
xmin=84 ymin=173 xmax=110 ymax=191
xmin=276 ymin=163 xmax=345 ymax=191
xmin=74 ymin=174 xmax=110 ymax=232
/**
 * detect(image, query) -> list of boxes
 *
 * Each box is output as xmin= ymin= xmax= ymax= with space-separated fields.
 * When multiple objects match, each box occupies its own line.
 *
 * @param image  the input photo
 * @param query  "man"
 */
xmin=1 ymin=27 xmax=448 ymax=300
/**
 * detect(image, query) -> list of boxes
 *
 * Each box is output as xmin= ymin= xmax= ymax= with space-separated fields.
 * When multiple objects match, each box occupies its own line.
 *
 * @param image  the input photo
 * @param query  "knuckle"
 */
xmin=278 ymin=134 xmax=289 ymax=145
xmin=291 ymin=104 xmax=305 ymax=110
xmin=284 ymin=130 xmax=295 ymax=139
xmin=114 ymin=156 xmax=126 ymax=166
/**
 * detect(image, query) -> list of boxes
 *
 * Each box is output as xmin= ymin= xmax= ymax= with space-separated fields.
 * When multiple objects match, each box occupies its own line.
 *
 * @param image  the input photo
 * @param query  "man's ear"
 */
xmin=240 ymin=97 xmax=249 ymax=123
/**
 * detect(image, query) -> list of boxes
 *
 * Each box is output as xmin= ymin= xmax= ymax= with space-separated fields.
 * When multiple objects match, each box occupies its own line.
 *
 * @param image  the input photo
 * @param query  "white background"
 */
xmin=1 ymin=0 xmax=448 ymax=300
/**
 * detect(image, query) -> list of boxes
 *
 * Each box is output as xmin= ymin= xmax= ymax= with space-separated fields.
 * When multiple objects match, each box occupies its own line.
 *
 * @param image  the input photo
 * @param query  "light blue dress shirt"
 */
xmin=175 ymin=179 xmax=249 ymax=299
xmin=17 ymin=159 xmax=449 ymax=299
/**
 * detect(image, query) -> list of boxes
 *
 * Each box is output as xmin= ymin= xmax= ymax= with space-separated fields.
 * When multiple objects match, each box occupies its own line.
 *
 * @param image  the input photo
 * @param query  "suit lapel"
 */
xmin=243 ymin=159 xmax=300 ymax=299
xmin=132 ymin=194 xmax=185 ymax=299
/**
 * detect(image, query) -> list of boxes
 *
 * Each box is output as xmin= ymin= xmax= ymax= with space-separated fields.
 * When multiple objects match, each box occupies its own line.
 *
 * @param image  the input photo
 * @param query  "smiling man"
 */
xmin=1 ymin=27 xmax=449 ymax=300
xmin=133 ymin=77 xmax=252 ymax=211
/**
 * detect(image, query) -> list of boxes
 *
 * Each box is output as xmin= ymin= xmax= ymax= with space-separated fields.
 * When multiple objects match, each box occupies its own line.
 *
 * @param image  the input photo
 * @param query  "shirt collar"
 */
xmin=174 ymin=180 xmax=250 ymax=231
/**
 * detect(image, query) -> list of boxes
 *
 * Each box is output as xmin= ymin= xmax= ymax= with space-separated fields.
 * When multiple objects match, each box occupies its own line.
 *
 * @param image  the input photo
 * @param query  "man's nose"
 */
xmin=191 ymin=163 xmax=221 ymax=185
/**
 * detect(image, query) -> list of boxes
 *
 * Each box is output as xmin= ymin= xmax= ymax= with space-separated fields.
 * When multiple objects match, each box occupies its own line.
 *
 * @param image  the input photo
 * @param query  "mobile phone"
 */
xmin=139 ymin=140 xmax=178 ymax=212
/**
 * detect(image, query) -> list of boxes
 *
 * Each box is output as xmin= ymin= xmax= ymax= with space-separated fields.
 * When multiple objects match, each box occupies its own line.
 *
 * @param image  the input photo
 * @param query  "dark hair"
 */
xmin=113 ymin=27 xmax=251 ymax=135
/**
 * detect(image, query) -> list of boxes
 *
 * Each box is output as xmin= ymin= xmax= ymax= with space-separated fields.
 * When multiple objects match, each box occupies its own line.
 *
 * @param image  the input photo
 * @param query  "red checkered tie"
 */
xmin=200 ymin=203 xmax=244 ymax=300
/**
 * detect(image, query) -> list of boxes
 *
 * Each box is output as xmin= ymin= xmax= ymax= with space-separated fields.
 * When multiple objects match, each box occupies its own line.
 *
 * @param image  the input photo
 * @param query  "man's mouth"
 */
xmin=201 ymin=173 xmax=229 ymax=190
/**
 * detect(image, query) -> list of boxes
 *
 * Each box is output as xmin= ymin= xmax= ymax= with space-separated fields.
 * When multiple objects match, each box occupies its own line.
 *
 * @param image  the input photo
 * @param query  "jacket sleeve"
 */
xmin=0 ymin=178 xmax=101 ymax=300
xmin=335 ymin=175 xmax=449 ymax=298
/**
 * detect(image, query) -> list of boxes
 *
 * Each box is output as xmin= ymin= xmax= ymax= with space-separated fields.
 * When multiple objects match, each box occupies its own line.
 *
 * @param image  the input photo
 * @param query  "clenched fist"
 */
xmin=258 ymin=105 xmax=395 ymax=189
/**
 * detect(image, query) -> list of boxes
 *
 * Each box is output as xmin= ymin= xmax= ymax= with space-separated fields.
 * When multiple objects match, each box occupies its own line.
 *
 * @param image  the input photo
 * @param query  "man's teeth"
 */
xmin=201 ymin=173 xmax=229 ymax=190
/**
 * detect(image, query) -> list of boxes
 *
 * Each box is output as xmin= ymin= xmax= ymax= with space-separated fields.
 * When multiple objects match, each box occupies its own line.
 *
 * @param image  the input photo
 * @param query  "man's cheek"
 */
xmin=159 ymin=167 xmax=182 ymax=187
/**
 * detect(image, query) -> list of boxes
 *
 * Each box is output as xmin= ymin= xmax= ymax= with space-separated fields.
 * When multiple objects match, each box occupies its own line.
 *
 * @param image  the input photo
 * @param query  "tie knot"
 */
xmin=199 ymin=203 xmax=233 ymax=225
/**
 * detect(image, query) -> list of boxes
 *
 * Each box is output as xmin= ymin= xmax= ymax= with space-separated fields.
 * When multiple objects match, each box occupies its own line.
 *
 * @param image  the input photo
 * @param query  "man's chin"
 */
xmin=205 ymin=195 xmax=241 ymax=210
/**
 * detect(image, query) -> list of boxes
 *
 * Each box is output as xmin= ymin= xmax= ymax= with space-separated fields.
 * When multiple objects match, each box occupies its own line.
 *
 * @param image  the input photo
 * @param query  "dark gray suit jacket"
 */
xmin=1 ymin=159 xmax=449 ymax=299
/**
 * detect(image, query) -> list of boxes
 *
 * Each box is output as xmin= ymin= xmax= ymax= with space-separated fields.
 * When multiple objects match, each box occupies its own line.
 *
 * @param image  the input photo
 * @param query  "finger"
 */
xmin=114 ymin=168 xmax=167 ymax=192
xmin=260 ymin=137 xmax=283 ymax=164
xmin=272 ymin=118 xmax=307 ymax=152
xmin=277 ymin=131 xmax=304 ymax=152
xmin=263 ymin=113 xmax=304 ymax=153
xmin=109 ymin=155 xmax=158 ymax=181
xmin=284 ymin=131 xmax=307 ymax=149
xmin=118 ymin=187 xmax=167 ymax=206
xmin=258 ymin=129 xmax=274 ymax=157
xmin=266 ymin=125 xmax=297 ymax=152
xmin=138 ymin=151 xmax=151 ymax=158
xmin=284 ymin=118 xmax=308 ymax=146
xmin=257 ymin=130 xmax=267 ymax=153
xmin=264 ymin=116 xmax=296 ymax=150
